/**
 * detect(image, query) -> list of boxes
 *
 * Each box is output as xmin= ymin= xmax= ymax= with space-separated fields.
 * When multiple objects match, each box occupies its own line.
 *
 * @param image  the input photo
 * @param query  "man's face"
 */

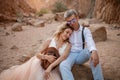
xmin=65 ymin=14 xmax=79 ymax=29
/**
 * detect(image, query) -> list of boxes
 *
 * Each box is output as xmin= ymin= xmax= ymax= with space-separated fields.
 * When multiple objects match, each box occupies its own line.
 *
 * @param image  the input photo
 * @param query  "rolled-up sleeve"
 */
xmin=84 ymin=28 xmax=97 ymax=52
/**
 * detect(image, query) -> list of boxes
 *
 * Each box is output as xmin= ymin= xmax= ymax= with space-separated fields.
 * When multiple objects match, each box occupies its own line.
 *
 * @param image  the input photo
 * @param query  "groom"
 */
xmin=59 ymin=9 xmax=104 ymax=80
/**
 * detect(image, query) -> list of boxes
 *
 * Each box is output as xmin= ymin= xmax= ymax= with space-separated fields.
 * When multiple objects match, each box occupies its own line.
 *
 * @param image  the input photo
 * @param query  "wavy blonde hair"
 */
xmin=53 ymin=22 xmax=74 ymax=42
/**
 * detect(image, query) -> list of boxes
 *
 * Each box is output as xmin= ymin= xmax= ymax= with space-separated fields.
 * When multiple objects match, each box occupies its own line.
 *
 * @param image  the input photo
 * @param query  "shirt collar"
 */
xmin=80 ymin=25 xmax=83 ymax=31
xmin=75 ymin=24 xmax=82 ymax=32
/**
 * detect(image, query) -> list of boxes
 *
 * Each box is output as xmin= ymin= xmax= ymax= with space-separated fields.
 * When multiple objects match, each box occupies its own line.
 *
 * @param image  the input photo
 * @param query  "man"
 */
xmin=59 ymin=9 xmax=104 ymax=80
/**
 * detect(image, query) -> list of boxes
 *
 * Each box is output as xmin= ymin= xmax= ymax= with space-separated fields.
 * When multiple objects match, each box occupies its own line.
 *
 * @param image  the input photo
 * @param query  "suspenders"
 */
xmin=82 ymin=27 xmax=85 ymax=49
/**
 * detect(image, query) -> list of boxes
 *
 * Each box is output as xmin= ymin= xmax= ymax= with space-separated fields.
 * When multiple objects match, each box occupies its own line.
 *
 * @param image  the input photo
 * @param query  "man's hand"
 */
xmin=90 ymin=50 xmax=99 ymax=67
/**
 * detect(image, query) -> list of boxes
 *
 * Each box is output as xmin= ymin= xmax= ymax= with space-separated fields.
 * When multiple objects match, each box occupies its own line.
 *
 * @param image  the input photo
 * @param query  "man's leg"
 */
xmin=59 ymin=52 xmax=77 ymax=80
xmin=75 ymin=48 xmax=90 ymax=64
xmin=90 ymin=60 xmax=104 ymax=80
xmin=76 ymin=48 xmax=104 ymax=80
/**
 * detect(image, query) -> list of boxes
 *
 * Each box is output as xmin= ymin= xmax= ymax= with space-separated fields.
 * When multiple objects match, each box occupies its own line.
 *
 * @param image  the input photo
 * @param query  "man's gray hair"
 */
xmin=64 ymin=9 xmax=78 ymax=19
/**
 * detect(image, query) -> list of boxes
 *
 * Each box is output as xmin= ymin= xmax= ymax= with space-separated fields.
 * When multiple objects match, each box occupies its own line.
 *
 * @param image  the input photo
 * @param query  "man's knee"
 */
xmin=59 ymin=61 xmax=71 ymax=70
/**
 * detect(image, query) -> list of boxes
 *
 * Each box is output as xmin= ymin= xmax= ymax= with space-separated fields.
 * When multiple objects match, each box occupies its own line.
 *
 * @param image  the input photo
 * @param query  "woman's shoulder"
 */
xmin=46 ymin=37 xmax=55 ymax=42
xmin=66 ymin=42 xmax=72 ymax=48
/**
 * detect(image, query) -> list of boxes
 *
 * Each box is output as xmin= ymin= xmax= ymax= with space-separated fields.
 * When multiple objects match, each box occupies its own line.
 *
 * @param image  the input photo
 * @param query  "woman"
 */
xmin=0 ymin=23 xmax=73 ymax=80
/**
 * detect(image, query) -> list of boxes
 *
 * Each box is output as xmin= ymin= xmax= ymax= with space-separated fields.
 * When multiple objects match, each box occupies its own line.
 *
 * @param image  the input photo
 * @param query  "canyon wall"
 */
xmin=0 ymin=0 xmax=120 ymax=24
xmin=94 ymin=0 xmax=120 ymax=24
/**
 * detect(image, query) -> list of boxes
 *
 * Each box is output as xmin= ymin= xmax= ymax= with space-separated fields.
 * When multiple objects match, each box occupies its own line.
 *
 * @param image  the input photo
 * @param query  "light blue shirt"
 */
xmin=69 ymin=25 xmax=97 ymax=53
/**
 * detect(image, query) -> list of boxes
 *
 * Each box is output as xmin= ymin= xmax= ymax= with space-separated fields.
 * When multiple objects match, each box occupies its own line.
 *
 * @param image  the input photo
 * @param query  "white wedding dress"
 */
xmin=0 ymin=38 xmax=67 ymax=80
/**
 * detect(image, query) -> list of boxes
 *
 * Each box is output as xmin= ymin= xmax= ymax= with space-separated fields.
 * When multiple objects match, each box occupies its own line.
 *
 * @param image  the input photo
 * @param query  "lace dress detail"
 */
xmin=49 ymin=38 xmax=67 ymax=55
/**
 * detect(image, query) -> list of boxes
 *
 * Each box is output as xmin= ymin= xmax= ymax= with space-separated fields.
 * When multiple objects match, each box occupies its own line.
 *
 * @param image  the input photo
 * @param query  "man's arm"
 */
xmin=84 ymin=28 xmax=99 ymax=67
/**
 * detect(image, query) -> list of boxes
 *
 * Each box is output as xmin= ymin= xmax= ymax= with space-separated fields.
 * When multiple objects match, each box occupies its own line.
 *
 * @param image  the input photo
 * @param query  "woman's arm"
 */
xmin=36 ymin=39 xmax=57 ymax=63
xmin=51 ymin=43 xmax=71 ymax=68
xmin=44 ymin=43 xmax=71 ymax=79
xmin=48 ymin=43 xmax=71 ymax=70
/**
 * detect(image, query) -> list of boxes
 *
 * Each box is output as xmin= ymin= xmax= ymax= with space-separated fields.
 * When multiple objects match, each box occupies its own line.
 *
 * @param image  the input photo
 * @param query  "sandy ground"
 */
xmin=96 ymin=25 xmax=120 ymax=80
xmin=0 ymin=17 xmax=120 ymax=80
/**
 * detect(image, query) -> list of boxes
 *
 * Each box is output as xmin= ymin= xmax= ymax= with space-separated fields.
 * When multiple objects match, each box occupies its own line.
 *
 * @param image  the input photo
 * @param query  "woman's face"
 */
xmin=60 ymin=28 xmax=73 ymax=41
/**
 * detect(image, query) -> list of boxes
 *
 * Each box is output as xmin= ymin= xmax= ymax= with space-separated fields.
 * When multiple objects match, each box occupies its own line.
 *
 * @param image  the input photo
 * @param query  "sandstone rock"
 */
xmin=11 ymin=45 xmax=19 ymax=50
xmin=94 ymin=0 xmax=120 ymax=25
xmin=0 ymin=59 xmax=3 ymax=62
xmin=29 ymin=13 xmax=36 ymax=17
xmin=117 ymin=33 xmax=120 ymax=36
xmin=26 ymin=18 xmax=36 ymax=25
xmin=72 ymin=64 xmax=93 ymax=80
xmin=89 ymin=25 xmax=107 ymax=42
xmin=0 ymin=43 xmax=3 ymax=46
xmin=0 ymin=0 xmax=35 ymax=19
xmin=27 ymin=18 xmax=45 ymax=27
xmin=33 ymin=21 xmax=45 ymax=27
xmin=54 ymin=12 xmax=64 ymax=21
xmin=77 ymin=10 xmax=86 ymax=18
xmin=112 ymin=24 xmax=120 ymax=30
xmin=12 ymin=23 xmax=23 ymax=31
xmin=5 ymin=32 xmax=10 ymax=36
xmin=0 ymin=14 xmax=17 ymax=22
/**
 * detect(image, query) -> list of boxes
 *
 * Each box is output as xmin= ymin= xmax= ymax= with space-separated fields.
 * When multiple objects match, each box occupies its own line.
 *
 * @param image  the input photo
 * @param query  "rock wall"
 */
xmin=25 ymin=0 xmax=57 ymax=11
xmin=0 ymin=0 xmax=120 ymax=25
xmin=0 ymin=0 xmax=34 ymax=17
xmin=63 ymin=0 xmax=92 ymax=17
xmin=64 ymin=0 xmax=120 ymax=24
xmin=93 ymin=0 xmax=120 ymax=25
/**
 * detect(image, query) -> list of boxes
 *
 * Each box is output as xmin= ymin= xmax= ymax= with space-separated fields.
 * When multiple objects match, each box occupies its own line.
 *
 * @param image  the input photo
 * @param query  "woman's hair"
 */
xmin=53 ymin=23 xmax=74 ymax=42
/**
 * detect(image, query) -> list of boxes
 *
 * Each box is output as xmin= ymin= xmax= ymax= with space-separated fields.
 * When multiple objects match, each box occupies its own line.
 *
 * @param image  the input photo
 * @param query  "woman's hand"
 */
xmin=36 ymin=53 xmax=42 ymax=60
xmin=45 ymin=55 xmax=57 ymax=63
xmin=44 ymin=66 xmax=52 ymax=80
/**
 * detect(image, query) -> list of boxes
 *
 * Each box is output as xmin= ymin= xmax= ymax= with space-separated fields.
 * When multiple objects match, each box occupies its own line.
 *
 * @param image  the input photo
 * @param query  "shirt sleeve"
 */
xmin=84 ymin=28 xmax=97 ymax=52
